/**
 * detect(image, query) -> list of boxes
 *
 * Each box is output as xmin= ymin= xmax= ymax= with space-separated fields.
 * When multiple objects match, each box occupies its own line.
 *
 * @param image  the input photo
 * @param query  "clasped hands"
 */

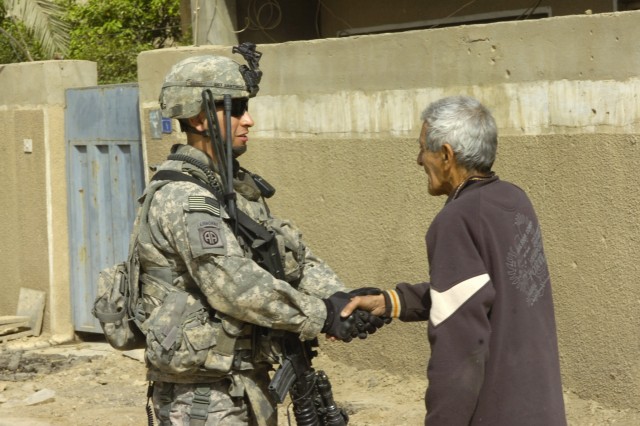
xmin=322 ymin=288 xmax=390 ymax=342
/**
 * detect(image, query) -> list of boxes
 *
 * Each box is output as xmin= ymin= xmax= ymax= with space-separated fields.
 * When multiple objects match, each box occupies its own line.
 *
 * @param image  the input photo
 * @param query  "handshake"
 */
xmin=321 ymin=288 xmax=391 ymax=342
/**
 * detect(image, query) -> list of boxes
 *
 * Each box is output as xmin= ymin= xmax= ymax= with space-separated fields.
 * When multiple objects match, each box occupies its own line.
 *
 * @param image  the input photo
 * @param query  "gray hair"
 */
xmin=420 ymin=96 xmax=497 ymax=173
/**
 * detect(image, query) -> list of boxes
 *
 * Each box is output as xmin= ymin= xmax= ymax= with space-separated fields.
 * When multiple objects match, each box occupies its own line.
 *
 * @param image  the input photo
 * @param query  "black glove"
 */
xmin=353 ymin=310 xmax=387 ymax=339
xmin=349 ymin=287 xmax=382 ymax=297
xmin=322 ymin=292 xmax=357 ymax=342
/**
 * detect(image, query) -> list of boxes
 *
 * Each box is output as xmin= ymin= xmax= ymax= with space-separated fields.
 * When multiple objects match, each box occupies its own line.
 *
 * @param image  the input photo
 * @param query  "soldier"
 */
xmin=136 ymin=46 xmax=383 ymax=425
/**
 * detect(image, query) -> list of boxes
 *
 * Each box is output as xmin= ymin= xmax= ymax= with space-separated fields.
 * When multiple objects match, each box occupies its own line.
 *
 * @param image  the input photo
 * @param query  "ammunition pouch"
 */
xmin=144 ymin=276 xmax=214 ymax=374
xmin=141 ymin=271 xmax=256 ymax=375
xmin=203 ymin=316 xmax=253 ymax=372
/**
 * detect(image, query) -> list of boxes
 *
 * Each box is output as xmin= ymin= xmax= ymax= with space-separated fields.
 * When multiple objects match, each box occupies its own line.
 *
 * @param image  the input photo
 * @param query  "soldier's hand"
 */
xmin=352 ymin=310 xmax=390 ymax=339
xmin=322 ymin=292 xmax=357 ymax=342
xmin=349 ymin=287 xmax=382 ymax=297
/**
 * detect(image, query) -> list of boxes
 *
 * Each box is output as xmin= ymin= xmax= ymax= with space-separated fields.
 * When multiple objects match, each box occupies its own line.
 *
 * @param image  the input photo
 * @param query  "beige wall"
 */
xmin=0 ymin=60 xmax=97 ymax=341
xmin=139 ymin=11 xmax=640 ymax=409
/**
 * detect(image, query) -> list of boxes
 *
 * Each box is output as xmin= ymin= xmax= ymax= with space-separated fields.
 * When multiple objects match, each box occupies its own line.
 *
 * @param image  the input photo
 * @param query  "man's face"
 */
xmin=210 ymin=98 xmax=254 ymax=157
xmin=417 ymin=122 xmax=448 ymax=196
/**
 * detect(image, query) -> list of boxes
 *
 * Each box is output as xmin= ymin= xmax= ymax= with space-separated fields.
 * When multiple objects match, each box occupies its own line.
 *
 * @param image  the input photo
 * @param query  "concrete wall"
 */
xmin=0 ymin=60 xmax=97 ymax=342
xmin=138 ymin=11 xmax=640 ymax=410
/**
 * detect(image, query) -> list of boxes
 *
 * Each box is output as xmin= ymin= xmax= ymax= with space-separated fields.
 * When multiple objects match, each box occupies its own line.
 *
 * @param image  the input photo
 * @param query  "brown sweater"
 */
xmin=385 ymin=175 xmax=566 ymax=426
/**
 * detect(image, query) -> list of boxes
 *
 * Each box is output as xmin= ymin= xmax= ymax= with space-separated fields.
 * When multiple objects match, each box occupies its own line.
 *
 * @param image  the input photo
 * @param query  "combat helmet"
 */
xmin=159 ymin=43 xmax=262 ymax=119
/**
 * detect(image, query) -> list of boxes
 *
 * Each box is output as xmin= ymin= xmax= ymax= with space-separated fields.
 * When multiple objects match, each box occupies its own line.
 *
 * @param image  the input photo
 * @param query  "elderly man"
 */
xmin=342 ymin=95 xmax=566 ymax=425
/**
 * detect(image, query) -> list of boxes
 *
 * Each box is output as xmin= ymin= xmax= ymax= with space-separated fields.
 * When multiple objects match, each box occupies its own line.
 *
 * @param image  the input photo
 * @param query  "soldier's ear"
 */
xmin=188 ymin=112 xmax=207 ymax=132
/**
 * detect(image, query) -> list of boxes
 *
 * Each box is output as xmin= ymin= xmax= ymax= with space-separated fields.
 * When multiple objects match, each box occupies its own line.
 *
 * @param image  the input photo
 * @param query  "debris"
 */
xmin=0 ymin=288 xmax=46 ymax=344
xmin=6 ymin=353 xmax=21 ymax=372
xmin=122 ymin=349 xmax=145 ymax=363
xmin=24 ymin=388 xmax=55 ymax=406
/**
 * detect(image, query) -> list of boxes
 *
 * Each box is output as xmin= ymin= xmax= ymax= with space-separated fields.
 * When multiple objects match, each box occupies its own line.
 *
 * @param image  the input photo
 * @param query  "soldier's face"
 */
xmin=213 ymin=101 xmax=254 ymax=157
xmin=202 ymin=98 xmax=255 ymax=157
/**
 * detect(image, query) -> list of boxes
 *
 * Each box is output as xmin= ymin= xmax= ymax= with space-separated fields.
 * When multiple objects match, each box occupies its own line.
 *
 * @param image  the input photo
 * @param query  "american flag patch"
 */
xmin=188 ymin=196 xmax=220 ymax=217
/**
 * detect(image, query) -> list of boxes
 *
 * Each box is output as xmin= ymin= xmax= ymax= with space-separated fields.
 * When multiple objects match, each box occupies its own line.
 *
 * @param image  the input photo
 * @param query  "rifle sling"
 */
xmin=151 ymin=169 xmax=285 ymax=280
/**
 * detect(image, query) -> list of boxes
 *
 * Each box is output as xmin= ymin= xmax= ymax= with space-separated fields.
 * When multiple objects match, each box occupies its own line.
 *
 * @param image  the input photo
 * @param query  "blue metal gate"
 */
xmin=65 ymin=84 xmax=145 ymax=333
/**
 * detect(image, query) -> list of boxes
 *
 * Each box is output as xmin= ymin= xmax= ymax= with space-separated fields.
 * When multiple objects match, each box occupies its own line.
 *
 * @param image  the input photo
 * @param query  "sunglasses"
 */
xmin=215 ymin=98 xmax=249 ymax=117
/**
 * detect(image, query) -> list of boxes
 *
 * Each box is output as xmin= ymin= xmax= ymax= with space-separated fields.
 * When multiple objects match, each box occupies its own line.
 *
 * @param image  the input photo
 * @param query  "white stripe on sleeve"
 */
xmin=430 ymin=273 xmax=490 ymax=327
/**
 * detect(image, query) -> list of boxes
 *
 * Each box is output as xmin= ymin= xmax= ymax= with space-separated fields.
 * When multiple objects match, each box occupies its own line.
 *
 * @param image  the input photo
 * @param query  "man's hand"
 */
xmin=341 ymin=293 xmax=387 ymax=318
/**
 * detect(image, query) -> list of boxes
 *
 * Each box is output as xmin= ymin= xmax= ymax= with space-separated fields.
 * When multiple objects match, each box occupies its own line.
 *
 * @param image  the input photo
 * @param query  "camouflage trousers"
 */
xmin=152 ymin=368 xmax=277 ymax=426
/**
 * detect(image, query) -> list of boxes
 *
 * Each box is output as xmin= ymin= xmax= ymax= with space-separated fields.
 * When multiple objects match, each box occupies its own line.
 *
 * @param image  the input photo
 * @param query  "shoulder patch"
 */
xmin=188 ymin=195 xmax=220 ymax=217
xmin=198 ymin=225 xmax=224 ymax=250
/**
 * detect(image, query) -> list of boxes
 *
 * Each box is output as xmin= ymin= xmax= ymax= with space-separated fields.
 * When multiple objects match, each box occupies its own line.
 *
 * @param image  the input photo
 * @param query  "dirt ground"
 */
xmin=0 ymin=337 xmax=638 ymax=426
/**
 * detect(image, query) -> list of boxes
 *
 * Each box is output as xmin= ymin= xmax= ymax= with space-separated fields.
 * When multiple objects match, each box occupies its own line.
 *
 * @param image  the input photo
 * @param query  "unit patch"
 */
xmin=186 ymin=207 xmax=226 ymax=257
xmin=199 ymin=225 xmax=224 ymax=249
xmin=188 ymin=195 xmax=220 ymax=217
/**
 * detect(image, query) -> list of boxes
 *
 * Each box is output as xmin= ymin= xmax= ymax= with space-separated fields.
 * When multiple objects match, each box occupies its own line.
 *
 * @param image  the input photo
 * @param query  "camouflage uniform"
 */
xmin=139 ymin=143 xmax=346 ymax=425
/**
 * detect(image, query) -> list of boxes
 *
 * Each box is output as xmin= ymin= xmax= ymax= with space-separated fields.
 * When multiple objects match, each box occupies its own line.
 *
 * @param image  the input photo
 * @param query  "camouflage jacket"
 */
xmin=140 ymin=144 xmax=345 ymax=383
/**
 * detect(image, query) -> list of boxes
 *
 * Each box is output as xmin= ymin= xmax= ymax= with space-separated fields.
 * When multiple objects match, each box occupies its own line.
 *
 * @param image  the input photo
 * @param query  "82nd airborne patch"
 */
xmin=199 ymin=224 xmax=223 ymax=249
xmin=187 ymin=195 xmax=226 ymax=254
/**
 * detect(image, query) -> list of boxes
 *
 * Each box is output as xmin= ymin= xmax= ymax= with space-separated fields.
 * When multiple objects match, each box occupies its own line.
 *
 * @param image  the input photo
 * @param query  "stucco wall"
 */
xmin=0 ymin=60 xmax=97 ymax=340
xmin=0 ymin=108 xmax=48 ymax=327
xmin=138 ymin=11 xmax=640 ymax=410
